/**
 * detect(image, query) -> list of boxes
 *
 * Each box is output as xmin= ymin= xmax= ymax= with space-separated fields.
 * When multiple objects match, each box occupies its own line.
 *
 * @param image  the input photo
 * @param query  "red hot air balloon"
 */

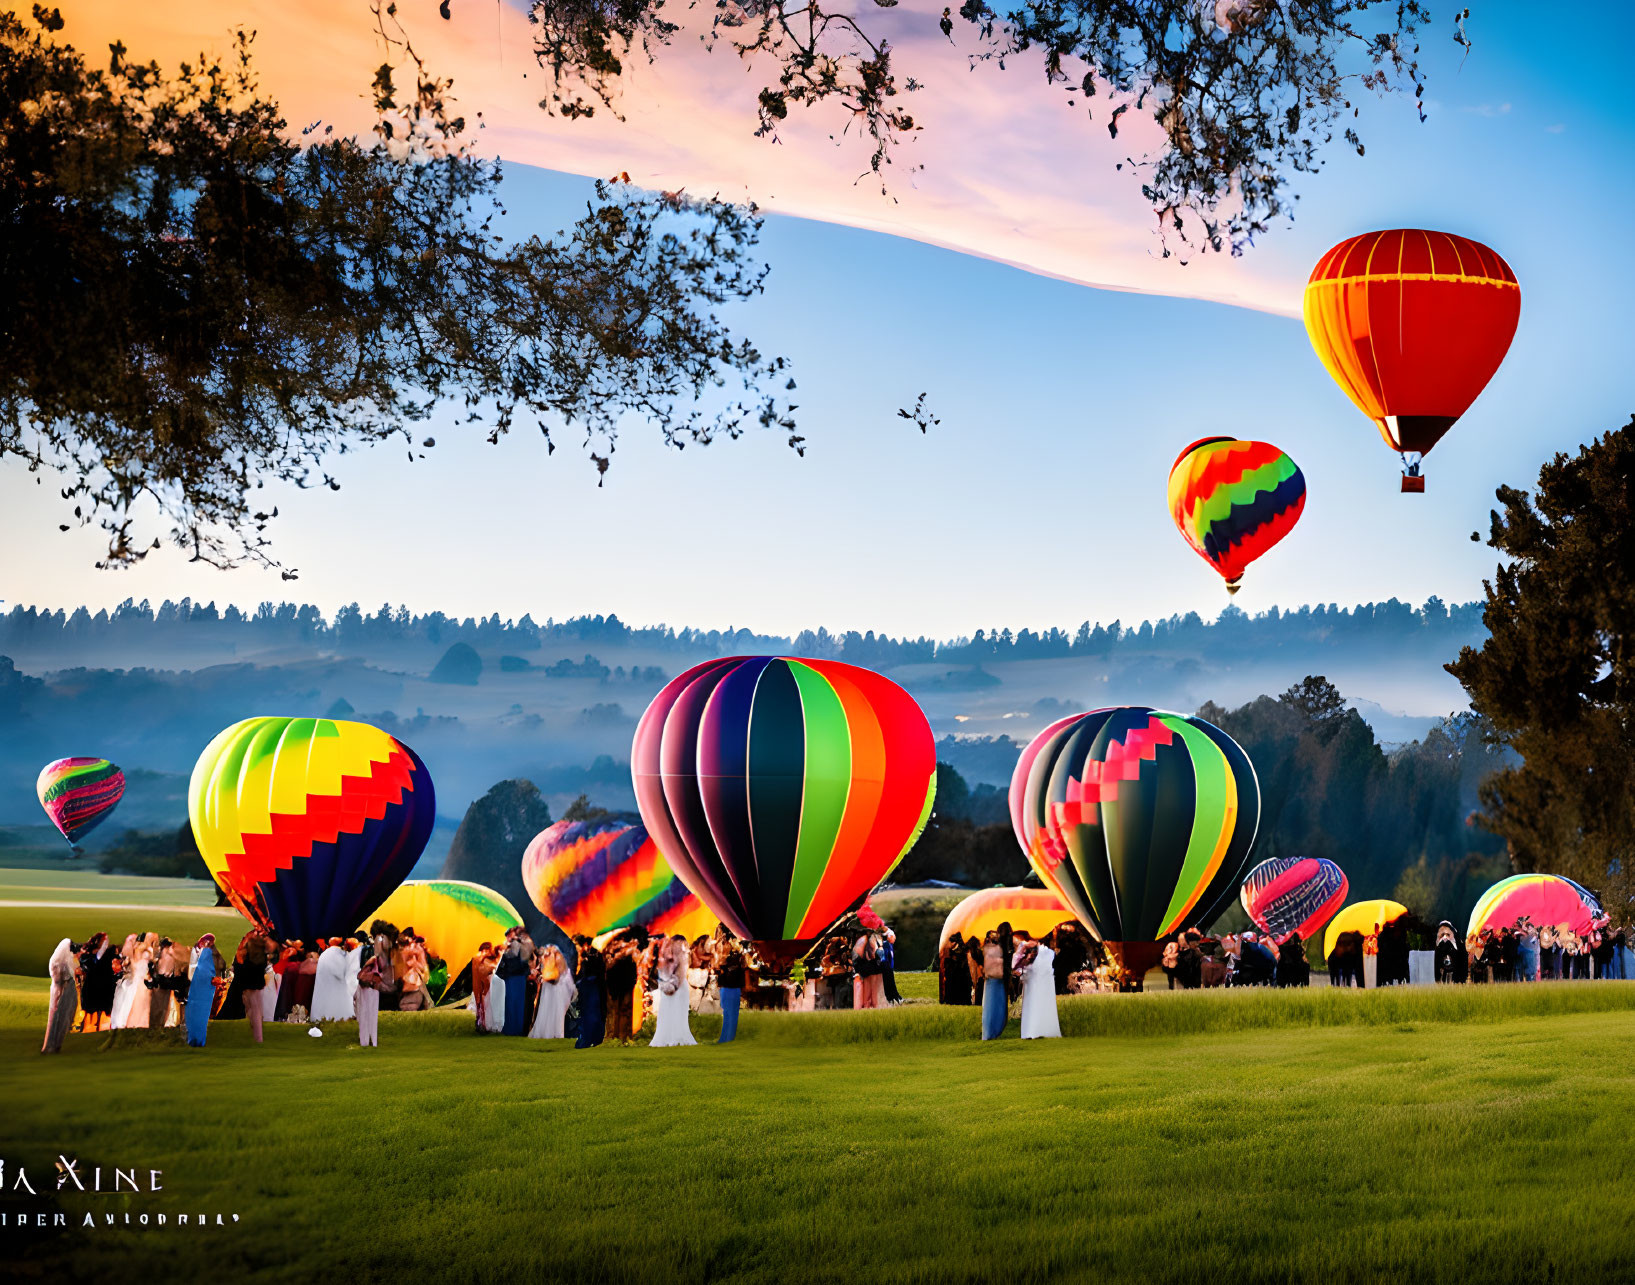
xmin=1303 ymin=229 xmax=1520 ymax=492
xmin=632 ymin=657 xmax=936 ymax=972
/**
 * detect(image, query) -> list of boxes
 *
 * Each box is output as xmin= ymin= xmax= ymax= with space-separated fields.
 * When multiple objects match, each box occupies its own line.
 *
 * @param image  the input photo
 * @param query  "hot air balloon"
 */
xmin=1322 ymin=898 xmax=1408 ymax=959
xmin=36 ymin=757 xmax=125 ymax=851
xmin=1009 ymin=707 xmax=1260 ymax=985
xmin=1168 ymin=437 xmax=1306 ymax=594
xmin=189 ymin=717 xmax=436 ymax=944
xmin=366 ymin=880 xmax=524 ymax=1001
xmin=1239 ymin=856 xmax=1348 ymax=942
xmin=938 ymin=886 xmax=1076 ymax=950
xmin=521 ymin=817 xmax=718 ymax=942
xmin=1303 ymin=229 xmax=1520 ymax=492
xmin=632 ymin=656 xmax=936 ymax=972
xmin=1468 ymin=873 xmax=1601 ymax=940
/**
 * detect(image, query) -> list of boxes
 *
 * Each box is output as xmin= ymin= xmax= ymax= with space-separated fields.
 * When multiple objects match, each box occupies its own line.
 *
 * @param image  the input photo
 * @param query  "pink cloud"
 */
xmin=67 ymin=0 xmax=1303 ymax=314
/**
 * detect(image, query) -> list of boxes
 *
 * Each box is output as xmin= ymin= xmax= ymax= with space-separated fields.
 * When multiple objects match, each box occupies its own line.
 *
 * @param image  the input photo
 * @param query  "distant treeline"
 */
xmin=0 ymin=595 xmax=1485 ymax=665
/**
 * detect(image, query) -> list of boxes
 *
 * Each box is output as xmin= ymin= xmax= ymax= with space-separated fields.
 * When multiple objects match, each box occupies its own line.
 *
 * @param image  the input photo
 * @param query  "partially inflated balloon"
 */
xmin=1304 ymin=229 xmax=1520 ymax=490
xmin=1239 ymin=856 xmax=1348 ymax=941
xmin=189 ymin=717 xmax=435 ymax=943
xmin=522 ymin=817 xmax=718 ymax=942
xmin=37 ymin=757 xmax=125 ymax=848
xmin=1322 ymin=899 xmax=1408 ymax=958
xmin=367 ymin=880 xmax=524 ymax=1000
xmin=938 ymin=887 xmax=1076 ymax=950
xmin=1468 ymin=873 xmax=1601 ymax=940
xmin=1009 ymin=707 xmax=1259 ymax=980
xmin=632 ymin=657 xmax=936 ymax=969
xmin=1168 ymin=437 xmax=1306 ymax=594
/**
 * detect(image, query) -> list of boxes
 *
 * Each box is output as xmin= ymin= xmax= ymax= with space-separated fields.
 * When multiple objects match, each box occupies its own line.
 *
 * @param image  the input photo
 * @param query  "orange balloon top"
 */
xmin=1303 ymin=229 xmax=1519 ymax=460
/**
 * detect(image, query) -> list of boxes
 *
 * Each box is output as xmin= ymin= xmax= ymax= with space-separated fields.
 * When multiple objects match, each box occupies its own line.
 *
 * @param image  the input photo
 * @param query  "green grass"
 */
xmin=6 ymin=974 xmax=1635 ymax=1282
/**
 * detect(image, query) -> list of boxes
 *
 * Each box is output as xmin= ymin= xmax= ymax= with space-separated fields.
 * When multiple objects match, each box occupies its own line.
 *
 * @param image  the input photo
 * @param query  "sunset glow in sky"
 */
xmin=4 ymin=0 xmax=1632 ymax=642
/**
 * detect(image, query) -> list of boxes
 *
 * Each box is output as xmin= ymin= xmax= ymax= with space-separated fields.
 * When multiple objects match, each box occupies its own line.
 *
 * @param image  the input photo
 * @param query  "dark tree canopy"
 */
xmin=1448 ymin=417 xmax=1635 ymax=916
xmin=524 ymin=0 xmax=1437 ymax=250
xmin=0 ymin=5 xmax=792 ymax=569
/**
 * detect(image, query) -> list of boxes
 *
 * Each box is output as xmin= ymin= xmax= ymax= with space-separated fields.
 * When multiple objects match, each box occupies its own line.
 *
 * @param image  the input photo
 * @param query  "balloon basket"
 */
xmin=1400 ymin=474 xmax=1425 ymax=494
xmin=1106 ymin=941 xmax=1165 ymax=992
xmin=748 ymin=938 xmax=816 ymax=979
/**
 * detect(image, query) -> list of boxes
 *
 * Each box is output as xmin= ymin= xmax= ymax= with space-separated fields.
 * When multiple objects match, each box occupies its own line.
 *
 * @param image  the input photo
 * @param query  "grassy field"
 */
xmin=0 ymin=868 xmax=242 ymax=977
xmin=5 ymin=973 xmax=1635 ymax=1282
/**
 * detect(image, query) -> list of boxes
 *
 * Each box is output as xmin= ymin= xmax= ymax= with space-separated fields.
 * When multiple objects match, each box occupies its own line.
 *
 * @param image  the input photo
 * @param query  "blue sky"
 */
xmin=3 ymin=0 xmax=1631 ymax=639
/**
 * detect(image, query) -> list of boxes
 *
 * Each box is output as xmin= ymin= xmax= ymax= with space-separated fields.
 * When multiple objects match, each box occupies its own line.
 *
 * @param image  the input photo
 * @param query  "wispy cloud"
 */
xmin=1463 ymin=102 xmax=1513 ymax=117
xmin=69 ymin=0 xmax=1306 ymax=315
xmin=1545 ymin=123 xmax=1567 ymax=134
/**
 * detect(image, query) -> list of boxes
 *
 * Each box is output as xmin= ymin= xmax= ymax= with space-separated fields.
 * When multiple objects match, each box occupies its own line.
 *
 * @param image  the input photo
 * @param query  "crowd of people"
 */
xmin=1433 ymin=916 xmax=1632 ymax=983
xmin=469 ymin=923 xmax=756 ymax=1049
xmin=41 ymin=921 xmax=447 ymax=1053
xmin=40 ymin=906 xmax=1635 ymax=1055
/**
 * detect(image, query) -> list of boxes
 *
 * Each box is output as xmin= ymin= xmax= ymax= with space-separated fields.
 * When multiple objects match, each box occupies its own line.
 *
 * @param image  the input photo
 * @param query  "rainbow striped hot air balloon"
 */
xmin=1168 ymin=437 xmax=1306 ymax=595
xmin=189 ymin=717 xmax=436 ymax=944
xmin=1468 ymin=874 xmax=1601 ymax=940
xmin=1010 ymin=707 xmax=1259 ymax=983
xmin=367 ymin=880 xmax=524 ymax=1001
xmin=37 ymin=757 xmax=125 ymax=850
xmin=632 ymin=657 xmax=937 ymax=971
xmin=521 ymin=817 xmax=718 ymax=942
xmin=1239 ymin=856 xmax=1349 ymax=942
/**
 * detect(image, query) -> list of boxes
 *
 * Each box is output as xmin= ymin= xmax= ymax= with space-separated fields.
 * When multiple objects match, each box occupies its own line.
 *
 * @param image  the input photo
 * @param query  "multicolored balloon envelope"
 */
xmin=1168 ymin=438 xmax=1306 ymax=594
xmin=1304 ymin=229 xmax=1520 ymax=490
xmin=938 ymin=887 xmax=1077 ymax=950
xmin=189 ymin=717 xmax=436 ymax=944
xmin=1322 ymin=898 xmax=1408 ymax=958
xmin=1239 ymin=856 xmax=1348 ymax=942
xmin=1009 ymin=707 xmax=1259 ymax=981
xmin=1467 ymin=873 xmax=1601 ymax=940
xmin=37 ymin=757 xmax=125 ymax=848
xmin=366 ymin=880 xmax=523 ymax=1001
xmin=632 ymin=656 xmax=937 ymax=970
xmin=521 ymin=817 xmax=718 ymax=942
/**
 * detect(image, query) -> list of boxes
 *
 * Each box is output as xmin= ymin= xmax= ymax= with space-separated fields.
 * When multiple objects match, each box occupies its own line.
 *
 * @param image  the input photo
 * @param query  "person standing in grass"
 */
xmin=880 ymin=929 xmax=901 ymax=1005
xmin=852 ymin=933 xmax=883 ymax=1009
xmin=573 ymin=935 xmax=606 ymax=1048
xmin=966 ymin=936 xmax=985 ymax=1009
xmin=185 ymin=933 xmax=223 ymax=1048
xmin=78 ymin=933 xmax=116 ymax=1033
xmin=1015 ymin=932 xmax=1060 ymax=1040
xmin=713 ymin=931 xmax=745 ymax=1044
xmin=938 ymin=933 xmax=971 ymax=1005
xmin=980 ymin=924 xmax=1012 ymax=1041
xmin=43 ymin=938 xmax=78 ymax=1054
xmin=498 ymin=929 xmax=534 ymax=1036
xmin=237 ymin=930 xmax=269 ymax=1044
xmin=650 ymin=935 xmax=696 ymax=1047
xmin=605 ymin=937 xmax=639 ymax=1045
xmin=355 ymin=923 xmax=394 ymax=1048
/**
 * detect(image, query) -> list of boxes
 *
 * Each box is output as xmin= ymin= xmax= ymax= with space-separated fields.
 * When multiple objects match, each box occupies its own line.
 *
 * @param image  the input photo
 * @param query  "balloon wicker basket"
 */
xmin=1400 ymin=474 xmax=1426 ymax=494
xmin=1106 ymin=941 xmax=1165 ymax=992
xmin=749 ymin=939 xmax=816 ymax=979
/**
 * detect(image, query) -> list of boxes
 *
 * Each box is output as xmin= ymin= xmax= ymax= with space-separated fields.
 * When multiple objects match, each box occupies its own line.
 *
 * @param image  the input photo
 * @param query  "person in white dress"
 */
xmin=309 ymin=938 xmax=355 ymax=1022
xmin=649 ymin=935 xmax=696 ymax=1047
xmin=108 ymin=933 xmax=139 ymax=1029
xmin=528 ymin=945 xmax=577 ymax=1038
xmin=1017 ymin=932 xmax=1061 ymax=1040
xmin=483 ymin=970 xmax=508 ymax=1033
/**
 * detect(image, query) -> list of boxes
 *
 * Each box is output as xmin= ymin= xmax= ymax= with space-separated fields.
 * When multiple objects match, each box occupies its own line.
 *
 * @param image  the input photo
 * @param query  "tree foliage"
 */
xmin=524 ymin=0 xmax=1437 ymax=249
xmin=0 ymin=5 xmax=791 ymax=569
xmin=1448 ymin=417 xmax=1635 ymax=917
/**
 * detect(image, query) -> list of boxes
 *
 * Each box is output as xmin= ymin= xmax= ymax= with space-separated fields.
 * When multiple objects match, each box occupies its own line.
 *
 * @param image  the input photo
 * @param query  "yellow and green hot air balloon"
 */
xmin=367 ymin=880 xmax=524 ymax=1001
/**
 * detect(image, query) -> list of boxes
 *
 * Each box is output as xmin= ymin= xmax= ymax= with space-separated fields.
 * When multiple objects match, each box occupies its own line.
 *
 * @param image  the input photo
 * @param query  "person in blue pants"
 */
xmin=714 ymin=933 xmax=745 ymax=1043
xmin=980 ymin=924 xmax=1013 ymax=1040
xmin=572 ymin=935 xmax=606 ymax=1048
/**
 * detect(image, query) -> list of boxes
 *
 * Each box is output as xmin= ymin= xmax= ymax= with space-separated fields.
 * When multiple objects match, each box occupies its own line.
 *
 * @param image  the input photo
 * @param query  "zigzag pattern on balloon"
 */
xmin=1056 ymin=715 xmax=1174 ymax=826
xmin=1200 ymin=469 xmax=1308 ymax=565
xmin=522 ymin=817 xmax=716 ymax=941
